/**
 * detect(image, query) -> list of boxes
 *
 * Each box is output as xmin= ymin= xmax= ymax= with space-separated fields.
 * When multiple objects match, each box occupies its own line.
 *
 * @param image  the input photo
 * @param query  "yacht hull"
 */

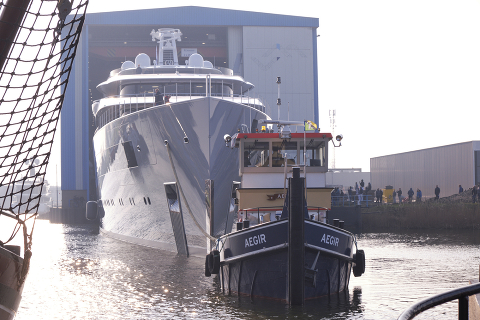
xmin=93 ymin=97 xmax=267 ymax=257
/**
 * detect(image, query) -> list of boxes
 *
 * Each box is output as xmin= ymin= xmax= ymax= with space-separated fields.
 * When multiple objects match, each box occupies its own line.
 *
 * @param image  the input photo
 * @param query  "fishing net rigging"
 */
xmin=0 ymin=0 xmax=88 ymax=267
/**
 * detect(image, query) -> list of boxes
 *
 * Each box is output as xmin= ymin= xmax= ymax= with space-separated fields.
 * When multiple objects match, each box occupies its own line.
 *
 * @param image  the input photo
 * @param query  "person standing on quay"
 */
xmin=407 ymin=188 xmax=414 ymax=202
xmin=472 ymin=185 xmax=477 ymax=203
xmin=416 ymin=188 xmax=422 ymax=202
xmin=459 ymin=185 xmax=463 ymax=193
xmin=434 ymin=185 xmax=440 ymax=200
xmin=397 ymin=188 xmax=402 ymax=203
xmin=392 ymin=189 xmax=397 ymax=203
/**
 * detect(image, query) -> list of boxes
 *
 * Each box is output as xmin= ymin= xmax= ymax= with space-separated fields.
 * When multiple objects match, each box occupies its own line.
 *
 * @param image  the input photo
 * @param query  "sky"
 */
xmin=46 ymin=0 xmax=480 ymax=184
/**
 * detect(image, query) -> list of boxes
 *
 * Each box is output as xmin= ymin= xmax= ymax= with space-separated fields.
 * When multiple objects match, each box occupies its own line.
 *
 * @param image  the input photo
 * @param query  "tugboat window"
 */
xmin=243 ymin=141 xmax=269 ymax=167
xmin=299 ymin=140 xmax=326 ymax=167
xmin=272 ymin=141 xmax=297 ymax=167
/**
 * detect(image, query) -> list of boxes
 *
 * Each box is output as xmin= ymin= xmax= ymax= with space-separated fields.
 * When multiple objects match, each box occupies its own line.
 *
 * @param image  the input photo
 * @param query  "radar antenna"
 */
xmin=150 ymin=28 xmax=182 ymax=66
xmin=329 ymin=109 xmax=337 ymax=168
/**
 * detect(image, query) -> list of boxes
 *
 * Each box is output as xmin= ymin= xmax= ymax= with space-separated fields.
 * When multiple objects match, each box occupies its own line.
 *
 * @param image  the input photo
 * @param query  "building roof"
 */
xmin=85 ymin=6 xmax=319 ymax=28
xmin=370 ymin=141 xmax=480 ymax=160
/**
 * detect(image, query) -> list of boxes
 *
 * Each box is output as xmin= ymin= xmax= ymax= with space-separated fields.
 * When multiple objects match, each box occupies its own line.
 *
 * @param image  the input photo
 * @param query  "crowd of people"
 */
xmin=330 ymin=180 xmax=450 ymax=205
xmin=331 ymin=179 xmax=372 ymax=205
xmin=391 ymin=187 xmax=424 ymax=203
xmin=331 ymin=181 xmax=480 ymax=206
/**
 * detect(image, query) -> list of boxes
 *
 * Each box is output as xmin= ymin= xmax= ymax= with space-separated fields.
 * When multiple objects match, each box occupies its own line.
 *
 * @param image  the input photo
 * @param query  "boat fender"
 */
xmin=205 ymin=254 xmax=211 ymax=277
xmin=208 ymin=250 xmax=220 ymax=275
xmin=86 ymin=201 xmax=98 ymax=220
xmin=353 ymin=249 xmax=365 ymax=277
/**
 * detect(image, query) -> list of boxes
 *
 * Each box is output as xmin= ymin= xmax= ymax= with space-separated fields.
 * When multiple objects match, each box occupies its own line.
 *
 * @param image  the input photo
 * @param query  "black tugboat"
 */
xmin=205 ymin=125 xmax=365 ymax=304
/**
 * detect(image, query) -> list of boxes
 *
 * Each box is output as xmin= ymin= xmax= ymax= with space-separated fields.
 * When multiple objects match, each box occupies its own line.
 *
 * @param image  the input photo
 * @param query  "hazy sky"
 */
xmin=46 ymin=0 xmax=480 ymax=184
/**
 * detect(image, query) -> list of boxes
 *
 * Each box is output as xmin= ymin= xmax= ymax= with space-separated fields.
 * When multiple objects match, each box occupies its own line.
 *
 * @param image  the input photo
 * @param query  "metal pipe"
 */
xmin=0 ymin=0 xmax=31 ymax=72
xmin=397 ymin=282 xmax=480 ymax=320
xmin=288 ymin=167 xmax=305 ymax=305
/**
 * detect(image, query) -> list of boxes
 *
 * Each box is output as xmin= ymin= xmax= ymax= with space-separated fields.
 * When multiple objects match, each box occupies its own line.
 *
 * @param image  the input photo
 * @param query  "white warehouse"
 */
xmin=370 ymin=141 xmax=480 ymax=199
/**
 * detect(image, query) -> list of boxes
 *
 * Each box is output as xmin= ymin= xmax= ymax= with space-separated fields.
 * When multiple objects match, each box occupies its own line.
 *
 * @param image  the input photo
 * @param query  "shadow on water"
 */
xmin=220 ymin=286 xmax=365 ymax=320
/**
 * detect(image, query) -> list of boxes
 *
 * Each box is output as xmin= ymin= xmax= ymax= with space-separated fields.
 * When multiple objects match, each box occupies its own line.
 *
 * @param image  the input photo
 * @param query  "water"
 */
xmin=7 ymin=221 xmax=480 ymax=319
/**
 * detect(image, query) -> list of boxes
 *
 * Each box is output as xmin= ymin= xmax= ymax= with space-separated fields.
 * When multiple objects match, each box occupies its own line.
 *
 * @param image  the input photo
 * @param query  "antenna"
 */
xmin=329 ymin=109 xmax=337 ymax=169
xmin=276 ymin=77 xmax=281 ymax=122
xmin=150 ymin=28 xmax=182 ymax=66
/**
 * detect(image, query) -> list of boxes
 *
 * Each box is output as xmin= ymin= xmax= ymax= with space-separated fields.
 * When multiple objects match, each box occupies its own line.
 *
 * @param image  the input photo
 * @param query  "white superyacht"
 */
xmin=91 ymin=28 xmax=269 ymax=256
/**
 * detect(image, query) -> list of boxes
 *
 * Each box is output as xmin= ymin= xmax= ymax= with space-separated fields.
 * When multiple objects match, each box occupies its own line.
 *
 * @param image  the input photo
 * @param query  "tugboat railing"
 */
xmin=397 ymin=282 xmax=480 ymax=320
xmin=239 ymin=206 xmax=330 ymax=227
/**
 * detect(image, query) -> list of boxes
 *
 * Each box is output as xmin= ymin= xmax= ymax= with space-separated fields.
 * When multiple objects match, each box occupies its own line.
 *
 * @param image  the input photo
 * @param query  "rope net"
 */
xmin=0 ymin=0 xmax=88 ymax=256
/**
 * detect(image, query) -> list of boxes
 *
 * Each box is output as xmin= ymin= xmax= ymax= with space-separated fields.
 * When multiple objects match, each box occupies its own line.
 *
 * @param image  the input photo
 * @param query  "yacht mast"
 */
xmin=150 ymin=28 xmax=182 ymax=66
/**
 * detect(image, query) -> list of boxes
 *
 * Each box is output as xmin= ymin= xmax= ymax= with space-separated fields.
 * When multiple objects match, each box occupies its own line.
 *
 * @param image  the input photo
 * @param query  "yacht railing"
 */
xmin=397 ymin=281 xmax=480 ymax=320
xmin=93 ymin=91 xmax=265 ymax=131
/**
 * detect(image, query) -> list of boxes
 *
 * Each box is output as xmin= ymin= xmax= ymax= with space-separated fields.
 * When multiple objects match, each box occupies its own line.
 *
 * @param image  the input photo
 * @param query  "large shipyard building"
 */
xmin=370 ymin=141 xmax=480 ymax=199
xmin=60 ymin=6 xmax=319 ymax=203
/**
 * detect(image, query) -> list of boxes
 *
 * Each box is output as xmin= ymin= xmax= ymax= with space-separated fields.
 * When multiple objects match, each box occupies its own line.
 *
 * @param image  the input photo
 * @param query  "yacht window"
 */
xmin=119 ymin=82 xmax=233 ymax=97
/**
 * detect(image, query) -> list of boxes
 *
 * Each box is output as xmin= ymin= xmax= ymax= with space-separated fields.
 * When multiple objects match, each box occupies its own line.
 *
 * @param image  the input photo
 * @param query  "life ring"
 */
xmin=208 ymin=250 xmax=220 ymax=275
xmin=353 ymin=249 xmax=365 ymax=277
xmin=205 ymin=254 xmax=211 ymax=277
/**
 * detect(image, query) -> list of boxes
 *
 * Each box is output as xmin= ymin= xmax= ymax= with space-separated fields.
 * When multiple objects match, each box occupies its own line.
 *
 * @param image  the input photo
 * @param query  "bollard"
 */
xmin=236 ymin=222 xmax=243 ymax=231
xmin=333 ymin=219 xmax=339 ymax=227
xmin=243 ymin=220 xmax=250 ymax=228
xmin=339 ymin=220 xmax=344 ymax=229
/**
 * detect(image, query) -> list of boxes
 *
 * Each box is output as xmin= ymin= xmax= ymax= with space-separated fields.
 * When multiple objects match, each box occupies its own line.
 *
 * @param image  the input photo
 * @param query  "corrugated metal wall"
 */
xmin=243 ymin=26 xmax=315 ymax=123
xmin=370 ymin=141 xmax=477 ymax=199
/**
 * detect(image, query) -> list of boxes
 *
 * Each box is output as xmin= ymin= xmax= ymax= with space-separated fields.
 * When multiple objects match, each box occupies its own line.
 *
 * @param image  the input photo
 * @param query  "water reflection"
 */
xmin=11 ymin=221 xmax=480 ymax=319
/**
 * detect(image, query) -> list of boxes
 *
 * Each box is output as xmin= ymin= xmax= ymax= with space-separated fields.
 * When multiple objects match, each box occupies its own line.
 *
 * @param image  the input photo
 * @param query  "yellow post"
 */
xmin=383 ymin=186 xmax=394 ymax=203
